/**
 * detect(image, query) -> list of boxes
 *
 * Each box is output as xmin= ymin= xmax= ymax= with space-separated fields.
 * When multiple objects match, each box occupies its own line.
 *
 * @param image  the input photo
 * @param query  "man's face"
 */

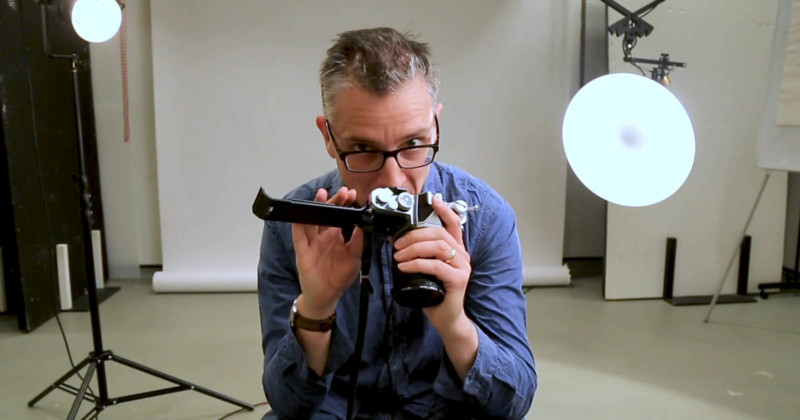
xmin=316 ymin=77 xmax=441 ymax=206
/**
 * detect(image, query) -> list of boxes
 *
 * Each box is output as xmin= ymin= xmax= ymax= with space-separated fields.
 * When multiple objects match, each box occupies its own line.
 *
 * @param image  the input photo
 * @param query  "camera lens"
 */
xmin=392 ymin=268 xmax=445 ymax=308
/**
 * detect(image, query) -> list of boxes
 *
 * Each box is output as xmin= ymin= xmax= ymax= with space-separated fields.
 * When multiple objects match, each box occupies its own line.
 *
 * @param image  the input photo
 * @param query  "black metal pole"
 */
xmin=69 ymin=58 xmax=109 ymax=404
xmin=663 ymin=237 xmax=677 ymax=300
xmin=794 ymin=205 xmax=800 ymax=282
xmin=580 ymin=0 xmax=586 ymax=87
xmin=68 ymin=361 xmax=97 ymax=420
xmin=737 ymin=236 xmax=752 ymax=295
xmin=41 ymin=0 xmax=108 ymax=403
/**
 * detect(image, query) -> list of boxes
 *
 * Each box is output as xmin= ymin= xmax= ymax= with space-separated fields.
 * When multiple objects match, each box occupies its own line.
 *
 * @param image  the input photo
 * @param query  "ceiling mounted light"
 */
xmin=562 ymin=73 xmax=696 ymax=207
xmin=68 ymin=0 xmax=123 ymax=43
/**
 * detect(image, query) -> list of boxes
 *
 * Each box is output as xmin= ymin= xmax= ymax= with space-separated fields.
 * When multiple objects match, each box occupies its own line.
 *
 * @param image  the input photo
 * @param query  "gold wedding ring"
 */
xmin=445 ymin=248 xmax=457 ymax=264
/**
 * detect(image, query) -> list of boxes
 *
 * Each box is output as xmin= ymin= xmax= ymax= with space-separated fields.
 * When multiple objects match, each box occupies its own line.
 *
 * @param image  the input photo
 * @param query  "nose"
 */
xmin=377 ymin=156 xmax=405 ymax=187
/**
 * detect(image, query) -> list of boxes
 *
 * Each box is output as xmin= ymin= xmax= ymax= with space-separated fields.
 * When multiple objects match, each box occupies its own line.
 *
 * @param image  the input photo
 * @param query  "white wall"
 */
xmin=85 ymin=0 xmax=798 ymax=298
xmin=564 ymin=1 xmax=608 ymax=259
xmin=605 ymin=0 xmax=788 ymax=299
xmin=90 ymin=0 xmax=162 ymax=279
xmin=149 ymin=0 xmax=578 ymax=291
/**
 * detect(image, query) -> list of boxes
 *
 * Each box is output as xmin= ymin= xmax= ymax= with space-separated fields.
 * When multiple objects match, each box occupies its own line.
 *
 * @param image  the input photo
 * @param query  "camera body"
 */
xmin=367 ymin=187 xmax=468 ymax=235
xmin=251 ymin=186 xmax=470 ymax=308
xmin=368 ymin=187 xmax=469 ymax=307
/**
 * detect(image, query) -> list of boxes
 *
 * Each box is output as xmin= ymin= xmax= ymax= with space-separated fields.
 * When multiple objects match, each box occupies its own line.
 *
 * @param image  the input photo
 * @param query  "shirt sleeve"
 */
xmin=257 ymin=220 xmax=355 ymax=418
xmin=432 ymin=197 xmax=537 ymax=419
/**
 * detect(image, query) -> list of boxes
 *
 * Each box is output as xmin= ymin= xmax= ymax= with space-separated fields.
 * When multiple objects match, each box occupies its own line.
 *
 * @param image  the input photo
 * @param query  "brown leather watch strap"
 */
xmin=290 ymin=297 xmax=336 ymax=332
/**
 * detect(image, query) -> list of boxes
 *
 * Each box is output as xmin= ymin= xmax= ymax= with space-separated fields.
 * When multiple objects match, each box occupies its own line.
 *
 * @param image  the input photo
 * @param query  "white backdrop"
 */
xmin=605 ymin=0 xmax=788 ymax=299
xmin=90 ymin=0 xmax=162 ymax=279
xmin=150 ymin=0 xmax=578 ymax=291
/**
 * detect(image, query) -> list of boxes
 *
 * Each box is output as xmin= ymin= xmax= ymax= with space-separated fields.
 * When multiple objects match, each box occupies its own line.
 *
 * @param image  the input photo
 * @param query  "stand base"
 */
xmin=28 ymin=350 xmax=254 ymax=419
xmin=666 ymin=294 xmax=757 ymax=306
xmin=757 ymin=282 xmax=800 ymax=298
xmin=63 ymin=287 xmax=120 ymax=312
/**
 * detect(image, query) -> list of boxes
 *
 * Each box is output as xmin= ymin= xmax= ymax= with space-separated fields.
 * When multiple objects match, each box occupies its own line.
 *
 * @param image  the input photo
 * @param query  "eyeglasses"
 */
xmin=326 ymin=116 xmax=439 ymax=173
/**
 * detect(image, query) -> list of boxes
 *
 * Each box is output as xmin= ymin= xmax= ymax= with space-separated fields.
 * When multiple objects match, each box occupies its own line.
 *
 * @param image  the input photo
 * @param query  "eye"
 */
xmin=405 ymin=138 xmax=423 ymax=147
xmin=352 ymin=143 xmax=373 ymax=152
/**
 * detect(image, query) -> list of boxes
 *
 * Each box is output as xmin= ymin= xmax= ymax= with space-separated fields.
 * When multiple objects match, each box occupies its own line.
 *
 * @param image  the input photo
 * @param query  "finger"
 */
xmin=432 ymin=196 xmax=465 ymax=246
xmin=310 ymin=189 xmax=334 ymax=235
xmin=394 ymin=226 xmax=454 ymax=250
xmin=315 ymin=188 xmax=329 ymax=203
xmin=326 ymin=186 xmax=348 ymax=205
xmin=291 ymin=222 xmax=310 ymax=254
xmin=299 ymin=220 xmax=326 ymax=248
xmin=344 ymin=188 xmax=358 ymax=206
xmin=316 ymin=187 xmax=350 ymax=237
xmin=396 ymin=258 xmax=459 ymax=281
xmin=346 ymin=226 xmax=365 ymax=258
xmin=333 ymin=187 xmax=358 ymax=207
xmin=394 ymin=239 xmax=454 ymax=263
xmin=396 ymin=241 xmax=468 ymax=269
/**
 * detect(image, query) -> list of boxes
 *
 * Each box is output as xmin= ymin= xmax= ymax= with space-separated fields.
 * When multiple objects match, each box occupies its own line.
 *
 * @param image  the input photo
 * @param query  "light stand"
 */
xmin=27 ymin=3 xmax=254 ymax=418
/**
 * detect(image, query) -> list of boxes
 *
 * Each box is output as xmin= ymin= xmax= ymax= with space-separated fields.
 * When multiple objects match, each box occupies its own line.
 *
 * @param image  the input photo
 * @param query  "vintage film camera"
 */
xmin=252 ymin=187 xmax=471 ymax=307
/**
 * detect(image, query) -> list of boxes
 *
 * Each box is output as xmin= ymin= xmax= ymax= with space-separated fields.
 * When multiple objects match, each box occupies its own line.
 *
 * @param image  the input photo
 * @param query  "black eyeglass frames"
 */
xmin=326 ymin=116 xmax=439 ymax=173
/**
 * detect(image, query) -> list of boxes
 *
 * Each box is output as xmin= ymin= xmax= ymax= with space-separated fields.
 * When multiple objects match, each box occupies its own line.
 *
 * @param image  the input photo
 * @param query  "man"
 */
xmin=258 ymin=27 xmax=536 ymax=419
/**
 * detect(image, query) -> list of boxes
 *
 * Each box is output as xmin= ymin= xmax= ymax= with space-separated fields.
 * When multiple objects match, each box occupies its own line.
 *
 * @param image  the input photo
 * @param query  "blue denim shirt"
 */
xmin=258 ymin=162 xmax=536 ymax=419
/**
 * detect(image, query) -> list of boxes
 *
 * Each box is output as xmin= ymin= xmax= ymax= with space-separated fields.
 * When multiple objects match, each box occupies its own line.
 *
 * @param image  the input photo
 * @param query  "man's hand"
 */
xmin=393 ymin=195 xmax=478 ymax=380
xmin=392 ymin=195 xmax=474 ymax=334
xmin=292 ymin=187 xmax=363 ymax=319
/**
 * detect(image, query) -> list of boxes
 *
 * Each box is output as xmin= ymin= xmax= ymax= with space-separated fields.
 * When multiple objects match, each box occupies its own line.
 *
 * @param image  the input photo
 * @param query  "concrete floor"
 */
xmin=1 ymin=262 xmax=799 ymax=419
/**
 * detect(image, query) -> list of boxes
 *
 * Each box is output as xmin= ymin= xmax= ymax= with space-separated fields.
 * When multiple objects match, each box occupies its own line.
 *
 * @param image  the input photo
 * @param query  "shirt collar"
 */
xmin=422 ymin=162 xmax=443 ymax=195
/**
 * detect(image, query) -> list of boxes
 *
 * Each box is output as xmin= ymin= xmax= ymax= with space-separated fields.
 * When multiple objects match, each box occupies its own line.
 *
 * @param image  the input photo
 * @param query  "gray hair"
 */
xmin=320 ymin=27 xmax=440 ymax=121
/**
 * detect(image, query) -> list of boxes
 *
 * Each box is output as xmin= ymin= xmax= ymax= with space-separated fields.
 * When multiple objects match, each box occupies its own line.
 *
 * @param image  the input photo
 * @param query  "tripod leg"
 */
xmin=80 ymin=406 xmax=101 ymax=420
xmin=68 ymin=361 xmax=97 ymax=420
xmin=110 ymin=354 xmax=253 ymax=410
xmin=28 ymin=355 xmax=93 ymax=407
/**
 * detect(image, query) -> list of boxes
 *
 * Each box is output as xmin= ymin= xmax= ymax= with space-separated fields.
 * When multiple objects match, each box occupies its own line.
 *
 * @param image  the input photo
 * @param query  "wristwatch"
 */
xmin=289 ymin=297 xmax=336 ymax=332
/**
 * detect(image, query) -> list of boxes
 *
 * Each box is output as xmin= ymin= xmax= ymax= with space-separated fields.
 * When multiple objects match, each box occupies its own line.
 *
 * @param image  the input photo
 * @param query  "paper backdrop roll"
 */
xmin=562 ymin=73 xmax=696 ymax=207
xmin=523 ymin=265 xmax=572 ymax=286
xmin=154 ymin=266 xmax=571 ymax=291
xmin=153 ymin=271 xmax=255 ymax=292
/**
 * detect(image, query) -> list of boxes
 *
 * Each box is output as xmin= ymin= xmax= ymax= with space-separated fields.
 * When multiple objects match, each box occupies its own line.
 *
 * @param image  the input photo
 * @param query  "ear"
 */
xmin=435 ymin=102 xmax=443 ymax=117
xmin=316 ymin=115 xmax=337 ymax=159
